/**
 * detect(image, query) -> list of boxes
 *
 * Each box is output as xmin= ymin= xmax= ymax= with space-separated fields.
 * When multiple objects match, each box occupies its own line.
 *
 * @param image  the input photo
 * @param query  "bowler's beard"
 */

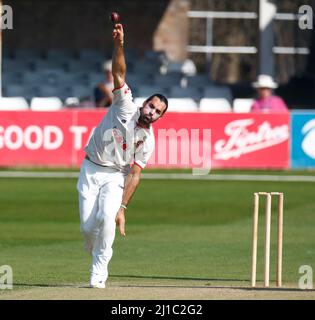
xmin=138 ymin=113 xmax=152 ymax=128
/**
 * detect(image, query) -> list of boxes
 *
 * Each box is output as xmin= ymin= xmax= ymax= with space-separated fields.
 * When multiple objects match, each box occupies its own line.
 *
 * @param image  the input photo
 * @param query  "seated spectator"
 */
xmin=94 ymin=60 xmax=114 ymax=108
xmin=251 ymin=74 xmax=288 ymax=112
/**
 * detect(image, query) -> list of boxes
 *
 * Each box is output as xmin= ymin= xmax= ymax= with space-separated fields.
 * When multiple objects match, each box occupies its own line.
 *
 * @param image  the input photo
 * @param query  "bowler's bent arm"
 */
xmin=121 ymin=164 xmax=142 ymax=207
xmin=115 ymin=165 xmax=141 ymax=236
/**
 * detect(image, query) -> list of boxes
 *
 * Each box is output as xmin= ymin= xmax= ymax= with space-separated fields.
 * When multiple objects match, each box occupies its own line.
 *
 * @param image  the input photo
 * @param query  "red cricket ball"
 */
xmin=110 ymin=12 xmax=120 ymax=23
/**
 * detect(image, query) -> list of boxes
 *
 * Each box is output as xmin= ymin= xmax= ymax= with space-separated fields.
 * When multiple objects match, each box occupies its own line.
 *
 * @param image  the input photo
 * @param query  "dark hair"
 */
xmin=145 ymin=93 xmax=168 ymax=115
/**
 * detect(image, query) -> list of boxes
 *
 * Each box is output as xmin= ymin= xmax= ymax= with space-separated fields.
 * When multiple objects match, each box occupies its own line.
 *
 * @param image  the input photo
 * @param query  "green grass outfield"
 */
xmin=0 ymin=169 xmax=315 ymax=299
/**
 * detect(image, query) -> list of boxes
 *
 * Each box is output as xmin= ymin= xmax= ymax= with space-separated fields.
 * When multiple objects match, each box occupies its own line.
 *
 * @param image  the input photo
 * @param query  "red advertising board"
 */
xmin=0 ymin=110 xmax=289 ymax=169
xmin=151 ymin=112 xmax=290 ymax=169
xmin=0 ymin=110 xmax=73 ymax=166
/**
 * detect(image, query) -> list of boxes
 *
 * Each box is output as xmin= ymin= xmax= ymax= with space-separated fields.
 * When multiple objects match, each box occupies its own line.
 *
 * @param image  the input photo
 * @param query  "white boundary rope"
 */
xmin=0 ymin=171 xmax=315 ymax=182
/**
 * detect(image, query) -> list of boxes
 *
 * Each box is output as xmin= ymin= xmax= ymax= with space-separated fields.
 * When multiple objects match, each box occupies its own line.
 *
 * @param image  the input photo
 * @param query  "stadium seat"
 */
xmin=199 ymin=98 xmax=232 ymax=113
xmin=233 ymin=98 xmax=255 ymax=113
xmin=0 ymin=97 xmax=29 ymax=110
xmin=38 ymin=85 xmax=67 ymax=99
xmin=46 ymin=49 xmax=74 ymax=61
xmin=78 ymin=49 xmax=105 ymax=62
xmin=126 ymin=74 xmax=152 ymax=87
xmin=70 ymin=85 xmax=93 ymax=100
xmin=22 ymin=72 xmax=43 ymax=84
xmin=5 ymin=84 xmax=38 ymax=100
xmin=66 ymin=60 xmax=98 ymax=72
xmin=30 ymin=97 xmax=64 ymax=111
xmin=169 ymin=86 xmax=201 ymax=99
xmin=167 ymin=98 xmax=198 ymax=112
xmin=2 ymin=72 xmax=22 ymax=85
xmin=133 ymin=62 xmax=160 ymax=75
xmin=14 ymin=48 xmax=42 ymax=60
xmin=87 ymin=73 xmax=104 ymax=87
xmin=2 ymin=59 xmax=33 ymax=73
xmin=23 ymin=70 xmax=70 ymax=87
xmin=124 ymin=49 xmax=141 ymax=62
xmin=2 ymin=49 xmax=11 ymax=59
xmin=6 ymin=85 xmax=24 ymax=96
xmin=56 ymin=72 xmax=86 ymax=86
xmin=137 ymin=85 xmax=168 ymax=98
xmin=185 ymin=74 xmax=211 ymax=87
xmin=144 ymin=50 xmax=164 ymax=62
xmin=203 ymin=85 xmax=233 ymax=102
xmin=134 ymin=97 xmax=198 ymax=112
xmin=153 ymin=73 xmax=182 ymax=87
xmin=33 ymin=60 xmax=65 ymax=71
xmin=37 ymin=70 xmax=68 ymax=85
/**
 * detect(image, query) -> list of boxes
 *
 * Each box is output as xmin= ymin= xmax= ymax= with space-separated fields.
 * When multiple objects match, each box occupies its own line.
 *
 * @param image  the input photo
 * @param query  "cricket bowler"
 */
xmin=77 ymin=23 xmax=168 ymax=288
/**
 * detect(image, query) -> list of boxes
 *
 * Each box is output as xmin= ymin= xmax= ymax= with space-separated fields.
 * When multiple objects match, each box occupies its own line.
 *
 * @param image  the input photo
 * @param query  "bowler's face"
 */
xmin=140 ymin=97 xmax=167 ymax=125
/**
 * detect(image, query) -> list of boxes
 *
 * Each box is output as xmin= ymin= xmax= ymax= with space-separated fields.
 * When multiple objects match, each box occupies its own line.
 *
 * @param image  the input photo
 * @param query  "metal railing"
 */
xmin=187 ymin=10 xmax=310 ymax=55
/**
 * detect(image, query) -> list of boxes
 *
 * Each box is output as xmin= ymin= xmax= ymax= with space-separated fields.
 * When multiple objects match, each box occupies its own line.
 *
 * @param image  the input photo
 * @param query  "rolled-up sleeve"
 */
xmin=134 ymin=137 xmax=155 ymax=169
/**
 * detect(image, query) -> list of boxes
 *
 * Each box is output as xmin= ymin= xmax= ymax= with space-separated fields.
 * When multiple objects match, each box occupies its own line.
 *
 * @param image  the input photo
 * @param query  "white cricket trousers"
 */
xmin=77 ymin=159 xmax=125 ymax=282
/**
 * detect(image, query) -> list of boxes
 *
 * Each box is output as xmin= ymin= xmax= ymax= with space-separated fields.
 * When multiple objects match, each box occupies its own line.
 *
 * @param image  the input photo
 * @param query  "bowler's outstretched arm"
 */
xmin=112 ymin=23 xmax=126 ymax=89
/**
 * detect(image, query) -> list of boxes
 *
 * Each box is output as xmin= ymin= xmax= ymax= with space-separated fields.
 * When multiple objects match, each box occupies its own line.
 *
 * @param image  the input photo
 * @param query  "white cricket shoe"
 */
xmin=90 ymin=274 xmax=106 ymax=289
xmin=90 ymin=280 xmax=106 ymax=289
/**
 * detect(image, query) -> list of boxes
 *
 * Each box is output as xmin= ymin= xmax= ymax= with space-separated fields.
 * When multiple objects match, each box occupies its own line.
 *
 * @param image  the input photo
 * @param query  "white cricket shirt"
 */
xmin=85 ymin=83 xmax=155 ymax=174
